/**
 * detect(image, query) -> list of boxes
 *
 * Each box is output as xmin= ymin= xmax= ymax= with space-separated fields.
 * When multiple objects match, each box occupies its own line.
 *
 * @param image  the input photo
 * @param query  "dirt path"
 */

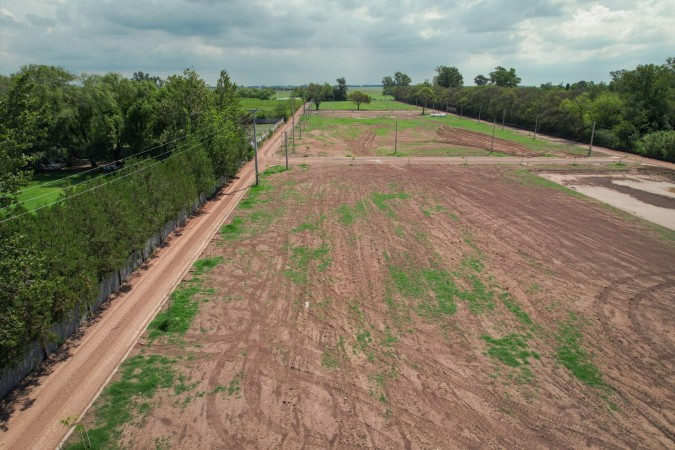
xmin=278 ymin=155 xmax=624 ymax=166
xmin=0 ymin=108 xmax=304 ymax=450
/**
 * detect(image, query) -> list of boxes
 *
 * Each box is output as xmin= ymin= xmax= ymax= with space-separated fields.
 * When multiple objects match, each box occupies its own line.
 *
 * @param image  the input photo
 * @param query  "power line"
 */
xmin=18 ymin=122 xmax=218 ymax=196
xmin=3 ymin=112 xmax=255 ymax=213
xmin=0 ymin=130 xmax=222 ymax=225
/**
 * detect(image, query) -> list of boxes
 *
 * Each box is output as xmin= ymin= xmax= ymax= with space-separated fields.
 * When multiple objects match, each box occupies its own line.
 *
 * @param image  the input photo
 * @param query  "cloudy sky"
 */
xmin=0 ymin=0 xmax=673 ymax=87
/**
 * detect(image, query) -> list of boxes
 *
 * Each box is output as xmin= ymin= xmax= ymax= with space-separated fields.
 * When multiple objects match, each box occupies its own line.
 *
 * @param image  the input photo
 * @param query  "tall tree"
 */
xmin=434 ymin=66 xmax=463 ymax=88
xmin=334 ymin=77 xmax=348 ymax=101
xmin=489 ymin=66 xmax=521 ymax=87
xmin=348 ymin=91 xmax=371 ymax=110
xmin=474 ymin=74 xmax=488 ymax=86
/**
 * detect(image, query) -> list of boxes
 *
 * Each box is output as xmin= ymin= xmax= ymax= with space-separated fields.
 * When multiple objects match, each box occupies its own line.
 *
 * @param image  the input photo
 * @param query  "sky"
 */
xmin=0 ymin=0 xmax=673 ymax=87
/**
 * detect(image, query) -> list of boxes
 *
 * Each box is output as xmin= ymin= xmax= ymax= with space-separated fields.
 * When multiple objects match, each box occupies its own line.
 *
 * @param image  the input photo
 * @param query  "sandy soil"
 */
xmin=100 ymin=163 xmax=674 ymax=449
xmin=0 ymin=107 xmax=305 ymax=450
xmin=542 ymin=172 xmax=675 ymax=231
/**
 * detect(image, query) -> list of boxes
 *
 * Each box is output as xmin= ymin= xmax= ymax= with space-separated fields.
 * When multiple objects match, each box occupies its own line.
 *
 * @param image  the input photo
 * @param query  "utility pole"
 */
xmin=394 ymin=120 xmax=398 ymax=154
xmin=478 ymin=105 xmax=481 ymax=122
xmin=533 ymin=115 xmax=539 ymax=140
xmin=291 ymin=97 xmax=296 ymax=154
xmin=250 ymin=109 xmax=259 ymax=186
xmin=588 ymin=121 xmax=596 ymax=156
xmin=284 ymin=130 xmax=288 ymax=169
xmin=502 ymin=109 xmax=506 ymax=130
xmin=460 ymin=106 xmax=463 ymax=119
xmin=490 ymin=119 xmax=496 ymax=153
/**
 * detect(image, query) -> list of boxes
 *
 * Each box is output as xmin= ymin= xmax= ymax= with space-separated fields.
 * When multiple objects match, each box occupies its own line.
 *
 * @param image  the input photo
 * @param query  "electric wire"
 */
xmin=2 ymin=112 xmax=256 ymax=213
xmin=0 ymin=119 xmax=250 ymax=225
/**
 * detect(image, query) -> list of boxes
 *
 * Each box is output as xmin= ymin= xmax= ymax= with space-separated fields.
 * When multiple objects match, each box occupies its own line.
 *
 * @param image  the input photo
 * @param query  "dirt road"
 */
xmin=0 ymin=108 xmax=303 ymax=450
xmin=277 ymin=155 xmax=624 ymax=166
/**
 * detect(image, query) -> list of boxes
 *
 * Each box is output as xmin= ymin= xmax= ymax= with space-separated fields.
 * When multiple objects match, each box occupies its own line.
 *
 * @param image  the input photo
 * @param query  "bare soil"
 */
xmin=99 ymin=164 xmax=674 ymax=449
xmin=436 ymin=125 xmax=538 ymax=157
xmin=542 ymin=171 xmax=675 ymax=231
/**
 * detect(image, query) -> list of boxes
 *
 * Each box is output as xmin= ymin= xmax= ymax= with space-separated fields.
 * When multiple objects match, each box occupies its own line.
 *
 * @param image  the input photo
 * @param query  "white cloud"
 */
xmin=0 ymin=0 xmax=672 ymax=86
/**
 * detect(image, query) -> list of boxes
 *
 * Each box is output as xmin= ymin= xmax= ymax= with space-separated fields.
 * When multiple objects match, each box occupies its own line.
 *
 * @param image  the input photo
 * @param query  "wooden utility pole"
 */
xmin=588 ymin=121 xmax=596 ymax=156
xmin=394 ymin=120 xmax=398 ymax=154
xmin=250 ymin=109 xmax=259 ymax=185
xmin=490 ymin=119 xmax=496 ymax=153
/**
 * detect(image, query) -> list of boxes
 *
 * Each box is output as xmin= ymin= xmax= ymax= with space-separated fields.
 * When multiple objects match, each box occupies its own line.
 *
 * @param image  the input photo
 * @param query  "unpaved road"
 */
xmin=0 ymin=108 xmax=304 ymax=450
xmin=277 ymin=155 xmax=623 ymax=166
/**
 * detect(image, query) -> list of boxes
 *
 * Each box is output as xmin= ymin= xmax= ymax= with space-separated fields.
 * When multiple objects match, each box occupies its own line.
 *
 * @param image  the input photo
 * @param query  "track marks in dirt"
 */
xmin=110 ymin=164 xmax=674 ymax=449
xmin=437 ymin=125 xmax=538 ymax=157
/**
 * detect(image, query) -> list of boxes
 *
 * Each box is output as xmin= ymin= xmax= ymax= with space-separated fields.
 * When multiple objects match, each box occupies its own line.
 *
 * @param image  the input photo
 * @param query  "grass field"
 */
xmin=16 ymin=170 xmax=94 ymax=211
xmin=314 ymin=100 xmax=418 ymax=112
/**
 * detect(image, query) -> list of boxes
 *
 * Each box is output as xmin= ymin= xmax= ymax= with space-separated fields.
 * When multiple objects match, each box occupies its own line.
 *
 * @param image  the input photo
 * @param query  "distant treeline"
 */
xmin=380 ymin=60 xmax=675 ymax=161
xmin=0 ymin=66 xmax=251 ymax=369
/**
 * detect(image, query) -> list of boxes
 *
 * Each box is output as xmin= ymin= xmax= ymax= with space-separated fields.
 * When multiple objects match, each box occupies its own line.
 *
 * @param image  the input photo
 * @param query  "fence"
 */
xmin=0 ymin=176 xmax=227 ymax=400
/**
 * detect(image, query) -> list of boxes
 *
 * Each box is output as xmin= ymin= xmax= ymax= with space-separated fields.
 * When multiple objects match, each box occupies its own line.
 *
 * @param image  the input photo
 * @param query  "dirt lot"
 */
xmin=293 ymin=110 xmax=604 ymax=159
xmin=541 ymin=170 xmax=675 ymax=231
xmin=75 ymin=163 xmax=675 ymax=449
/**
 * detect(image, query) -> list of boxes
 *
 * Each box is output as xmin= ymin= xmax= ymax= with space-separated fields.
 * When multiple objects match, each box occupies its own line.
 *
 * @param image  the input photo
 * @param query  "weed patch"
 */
xmin=371 ymin=192 xmax=410 ymax=217
xmin=285 ymin=244 xmax=332 ymax=285
xmin=65 ymin=355 xmax=175 ymax=449
xmin=500 ymin=292 xmax=532 ymax=326
xmin=148 ymin=286 xmax=201 ymax=340
xmin=556 ymin=315 xmax=605 ymax=388
xmin=482 ymin=334 xmax=539 ymax=368
xmin=221 ymin=217 xmax=246 ymax=240
xmin=511 ymin=170 xmax=585 ymax=199
xmin=193 ymin=256 xmax=224 ymax=275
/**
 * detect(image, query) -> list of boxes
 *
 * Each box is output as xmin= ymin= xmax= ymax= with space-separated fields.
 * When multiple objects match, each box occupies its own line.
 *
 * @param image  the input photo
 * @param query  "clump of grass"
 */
xmin=482 ymin=334 xmax=539 ymax=367
xmin=556 ymin=315 xmax=605 ymax=387
xmin=221 ymin=217 xmax=246 ymax=240
xmin=65 ymin=355 xmax=175 ymax=449
xmin=353 ymin=330 xmax=372 ymax=353
xmin=322 ymin=336 xmax=345 ymax=369
xmin=227 ymin=371 xmax=245 ymax=396
xmin=337 ymin=201 xmax=367 ymax=225
xmin=284 ymin=244 xmax=332 ymax=285
xmin=511 ymin=169 xmax=585 ymax=199
xmin=371 ymin=192 xmax=410 ymax=217
xmin=500 ymin=292 xmax=532 ymax=326
xmin=193 ymin=256 xmax=224 ymax=275
xmin=148 ymin=286 xmax=201 ymax=340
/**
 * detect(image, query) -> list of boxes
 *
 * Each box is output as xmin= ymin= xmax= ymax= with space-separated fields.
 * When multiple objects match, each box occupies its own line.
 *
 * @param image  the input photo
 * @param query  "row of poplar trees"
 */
xmin=0 ymin=66 xmax=251 ymax=368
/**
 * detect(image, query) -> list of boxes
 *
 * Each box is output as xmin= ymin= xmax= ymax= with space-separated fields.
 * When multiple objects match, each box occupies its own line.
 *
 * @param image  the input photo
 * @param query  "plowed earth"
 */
xmin=90 ymin=164 xmax=674 ymax=449
xmin=436 ymin=125 xmax=538 ymax=157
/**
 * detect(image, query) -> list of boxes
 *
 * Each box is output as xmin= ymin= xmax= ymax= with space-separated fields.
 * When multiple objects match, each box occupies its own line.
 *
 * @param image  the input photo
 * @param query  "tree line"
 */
xmin=382 ymin=60 xmax=675 ymax=161
xmin=0 ymin=66 xmax=251 ymax=369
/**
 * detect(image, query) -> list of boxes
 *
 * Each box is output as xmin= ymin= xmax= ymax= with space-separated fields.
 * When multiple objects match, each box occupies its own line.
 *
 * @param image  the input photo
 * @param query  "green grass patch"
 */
xmin=292 ymin=214 xmax=325 ymax=233
xmin=337 ymin=201 xmax=367 ymax=225
xmin=318 ymin=100 xmax=419 ymax=111
xmin=18 ymin=170 xmax=94 ymax=212
xmin=556 ymin=316 xmax=605 ymax=387
xmin=322 ymin=336 xmax=346 ymax=369
xmin=221 ymin=217 xmax=246 ymax=240
xmin=147 ymin=286 xmax=201 ymax=340
xmin=371 ymin=192 xmax=410 ymax=217
xmin=500 ymin=292 xmax=532 ymax=326
xmin=65 ymin=355 xmax=175 ymax=450
xmin=482 ymin=334 xmax=539 ymax=367
xmin=193 ymin=256 xmax=224 ymax=275
xmin=510 ymin=170 xmax=586 ymax=199
xmin=284 ymin=244 xmax=332 ymax=285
